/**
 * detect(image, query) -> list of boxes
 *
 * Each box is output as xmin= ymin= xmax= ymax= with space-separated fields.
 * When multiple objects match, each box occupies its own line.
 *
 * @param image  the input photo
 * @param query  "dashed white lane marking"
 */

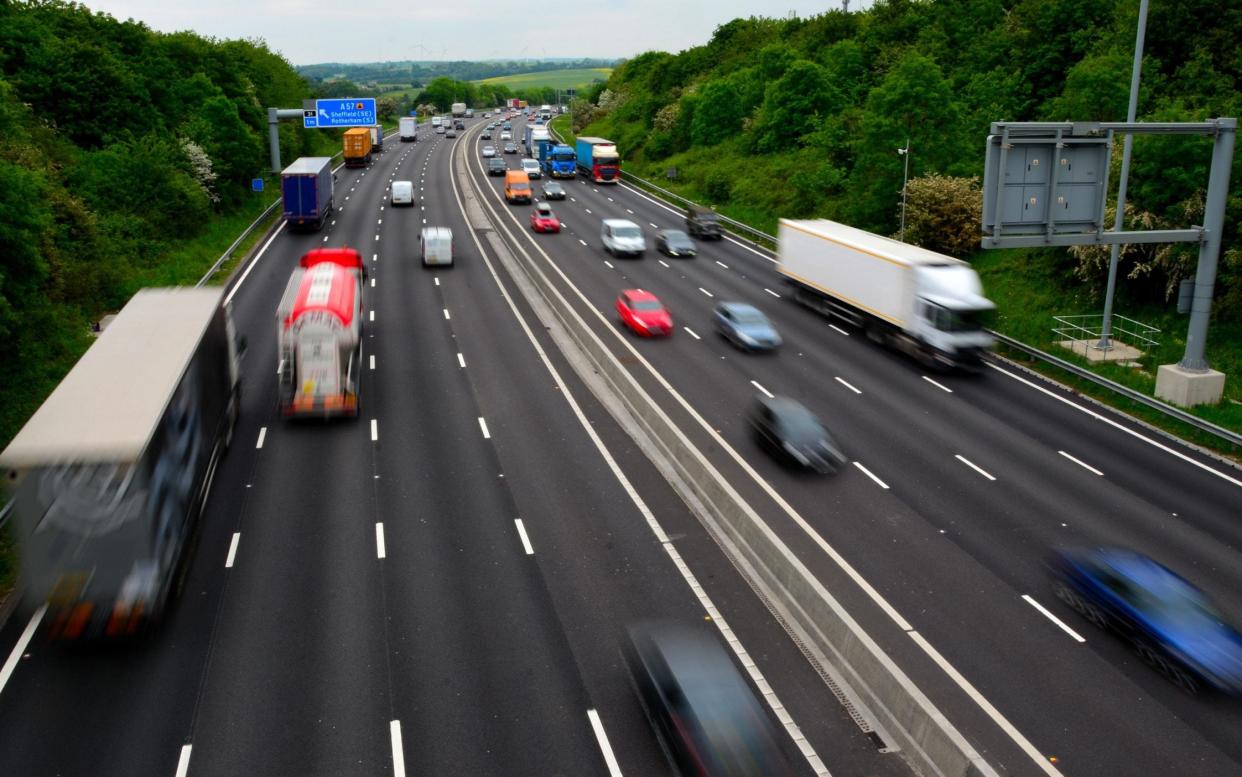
xmin=649 ymin=222 xmax=658 ymax=228
xmin=371 ymin=278 xmax=375 ymax=288
xmin=585 ymin=208 xmax=592 ymax=214
xmin=1059 ymin=450 xmax=1103 ymax=476
xmin=715 ymin=260 xmax=729 ymax=269
xmin=370 ymin=355 xmax=375 ymax=370
xmin=764 ymin=288 xmax=781 ymax=298
xmin=923 ymin=376 xmax=954 ymax=393
xmin=376 ymin=523 xmax=386 ymax=559
xmin=750 ymin=380 xmax=774 ymax=398
xmin=372 ymin=253 xmax=377 ymax=262
xmin=370 ymin=420 xmax=378 ymax=441
xmin=322 ymin=236 xmax=329 ymax=243
xmin=434 ymin=277 xmax=440 ymax=286
xmin=955 ymin=454 xmax=996 ymax=481
xmin=443 ymin=308 xmax=451 ymax=320
xmin=514 ymin=519 xmax=535 ymax=555
xmin=1022 ymin=595 xmax=1086 ymax=642
xmin=374 ymin=234 xmax=380 ymax=241
xmin=604 ymin=260 xmax=614 ymax=269
xmin=369 ymin=310 xmax=374 ymax=322
xmin=829 ymin=324 xmax=850 ymax=336
xmin=578 ymin=239 xmax=587 ymax=246
xmin=0 ymin=605 xmax=45 ymax=697
xmin=835 ymin=377 xmax=861 ymax=394
xmin=478 ymin=417 xmax=491 ymax=439
xmin=457 ymin=353 xmax=466 ymax=368
xmin=698 ymin=287 xmax=714 ymax=298
xmin=256 ymin=427 xmax=267 ymax=449
xmin=390 ymin=721 xmax=407 ymax=777
xmin=658 ymin=259 xmax=670 ymax=268
xmin=174 ymin=744 xmax=192 ymax=777
xmin=587 ymin=710 xmax=623 ymax=777
xmin=225 ymin=532 xmax=240 ymax=568
xmin=684 ymin=327 xmax=701 ymax=340
xmin=854 ymin=461 xmax=890 ymax=489
xmin=626 ymin=208 xmax=633 ymax=214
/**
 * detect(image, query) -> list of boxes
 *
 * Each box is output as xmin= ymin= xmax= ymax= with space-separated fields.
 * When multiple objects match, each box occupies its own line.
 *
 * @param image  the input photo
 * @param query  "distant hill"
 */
xmin=473 ymin=68 xmax=612 ymax=91
xmin=299 ymin=59 xmax=617 ymax=88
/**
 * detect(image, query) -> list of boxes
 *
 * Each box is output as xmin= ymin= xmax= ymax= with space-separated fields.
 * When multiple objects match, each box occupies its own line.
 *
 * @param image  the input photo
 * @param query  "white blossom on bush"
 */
xmin=181 ymin=138 xmax=220 ymax=204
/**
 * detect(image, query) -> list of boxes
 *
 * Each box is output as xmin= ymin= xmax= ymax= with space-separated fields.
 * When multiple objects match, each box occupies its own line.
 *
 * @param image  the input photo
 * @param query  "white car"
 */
xmin=391 ymin=180 xmax=414 ymax=206
xmin=521 ymin=158 xmax=542 ymax=179
xmin=500 ymin=131 xmax=512 ymax=141
xmin=482 ymin=145 xmax=496 ymax=158
xmin=601 ymin=219 xmax=646 ymax=257
xmin=420 ymin=227 xmax=454 ymax=267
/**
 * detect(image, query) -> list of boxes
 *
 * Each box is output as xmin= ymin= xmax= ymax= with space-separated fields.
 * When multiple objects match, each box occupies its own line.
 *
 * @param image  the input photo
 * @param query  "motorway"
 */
xmin=0 ymin=112 xmax=1239 ymax=777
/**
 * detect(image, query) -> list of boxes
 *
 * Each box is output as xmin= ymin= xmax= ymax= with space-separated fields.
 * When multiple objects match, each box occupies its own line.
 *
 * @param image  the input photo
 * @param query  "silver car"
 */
xmin=482 ymin=145 xmax=496 ymax=158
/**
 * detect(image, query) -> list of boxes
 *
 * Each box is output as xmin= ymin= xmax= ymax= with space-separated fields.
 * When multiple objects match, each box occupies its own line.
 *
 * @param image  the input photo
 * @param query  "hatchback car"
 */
xmin=481 ymin=145 xmax=496 ymax=158
xmin=482 ymin=130 xmax=492 ymax=140
xmin=623 ymin=621 xmax=795 ymax=777
xmin=541 ymin=181 xmax=566 ymax=200
xmin=419 ymin=227 xmax=453 ymax=267
xmin=521 ymin=158 xmax=542 ymax=179
xmin=616 ymin=289 xmax=671 ymax=337
xmin=750 ymin=395 xmax=846 ymax=474
xmin=715 ymin=302 xmax=782 ymax=351
xmin=487 ymin=158 xmax=507 ymax=176
xmin=1049 ymin=547 xmax=1242 ymax=695
xmin=601 ymin=219 xmax=646 ymax=257
xmin=655 ymin=229 xmax=697 ymax=257
xmin=390 ymin=180 xmax=414 ymax=207
xmin=445 ymin=128 xmax=457 ymax=138
xmin=435 ymin=125 xmax=445 ymax=134
xmin=529 ymin=202 xmax=561 ymax=233
xmin=501 ymin=130 xmax=512 ymax=141
xmin=503 ymin=142 xmax=518 ymax=154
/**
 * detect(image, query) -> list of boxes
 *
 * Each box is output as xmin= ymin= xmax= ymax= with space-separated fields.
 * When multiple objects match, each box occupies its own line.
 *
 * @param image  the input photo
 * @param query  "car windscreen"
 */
xmin=510 ymin=183 xmax=530 ymax=192
xmin=631 ymin=300 xmax=663 ymax=312
xmin=614 ymin=226 xmax=641 ymax=239
xmin=732 ymin=309 xmax=768 ymax=325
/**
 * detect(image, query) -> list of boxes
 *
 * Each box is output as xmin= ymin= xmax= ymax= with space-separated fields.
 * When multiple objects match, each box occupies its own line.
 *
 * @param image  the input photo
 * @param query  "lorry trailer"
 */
xmin=777 ymin=219 xmax=994 ymax=369
xmin=281 ymin=157 xmax=334 ymax=232
xmin=342 ymin=127 xmax=372 ymax=168
xmin=399 ymin=116 xmax=417 ymax=142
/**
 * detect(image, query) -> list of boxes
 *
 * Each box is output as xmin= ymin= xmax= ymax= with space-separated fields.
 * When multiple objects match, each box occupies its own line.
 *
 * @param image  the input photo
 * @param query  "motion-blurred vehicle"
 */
xmin=750 ymin=395 xmax=846 ymax=474
xmin=435 ymin=125 xmax=445 ymax=135
xmin=616 ymin=289 xmax=671 ymax=337
xmin=501 ymin=130 xmax=512 ymax=141
xmin=529 ymin=202 xmax=561 ymax=233
xmin=622 ymin=620 xmax=795 ymax=777
xmin=481 ymin=145 xmax=496 ymax=158
xmin=487 ymin=158 xmax=507 ymax=176
xmin=503 ymin=121 xmax=512 ymax=130
xmin=521 ymin=158 xmax=542 ymax=179
xmin=445 ymin=127 xmax=457 ymax=138
xmin=601 ymin=219 xmax=645 ymax=257
xmin=482 ymin=129 xmax=492 ymax=140
xmin=503 ymin=142 xmax=518 ymax=154
xmin=655 ymin=229 xmax=697 ymax=257
xmin=390 ymin=180 xmax=414 ymax=206
xmin=686 ymin=205 xmax=723 ymax=239
xmin=714 ymin=302 xmax=782 ymax=351
xmin=419 ymin=226 xmax=454 ymax=267
xmin=541 ymin=180 xmax=566 ymax=200
xmin=1049 ymin=547 xmax=1242 ymax=694
xmin=504 ymin=170 xmax=532 ymax=204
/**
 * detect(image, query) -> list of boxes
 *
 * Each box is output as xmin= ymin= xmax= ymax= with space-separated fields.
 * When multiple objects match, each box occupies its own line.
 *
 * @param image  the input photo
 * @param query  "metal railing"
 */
xmin=1053 ymin=313 xmax=1160 ymax=354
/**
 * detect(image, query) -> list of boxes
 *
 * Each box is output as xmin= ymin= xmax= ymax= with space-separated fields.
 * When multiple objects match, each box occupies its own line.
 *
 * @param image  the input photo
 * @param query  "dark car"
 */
xmin=623 ymin=621 xmax=794 ymax=777
xmin=1049 ymin=547 xmax=1242 ymax=694
xmin=503 ymin=142 xmax=518 ymax=154
xmin=454 ymin=120 xmax=465 ymax=130
xmin=750 ymin=395 xmax=846 ymax=474
xmin=686 ymin=205 xmax=724 ymax=239
xmin=487 ymin=157 xmax=507 ymax=176
xmin=541 ymin=180 xmax=566 ymax=200
xmin=715 ymin=302 xmax=782 ymax=351
xmin=655 ymin=229 xmax=697 ymax=258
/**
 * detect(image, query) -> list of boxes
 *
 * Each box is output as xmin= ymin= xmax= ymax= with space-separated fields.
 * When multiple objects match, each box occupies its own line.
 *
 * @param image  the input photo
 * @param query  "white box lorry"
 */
xmin=777 ymin=219 xmax=994 ymax=369
xmin=399 ymin=116 xmax=417 ymax=142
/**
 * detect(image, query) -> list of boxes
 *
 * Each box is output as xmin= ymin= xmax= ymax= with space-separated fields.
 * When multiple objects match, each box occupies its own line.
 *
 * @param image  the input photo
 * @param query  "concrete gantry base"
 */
xmin=1155 ymin=363 xmax=1226 ymax=407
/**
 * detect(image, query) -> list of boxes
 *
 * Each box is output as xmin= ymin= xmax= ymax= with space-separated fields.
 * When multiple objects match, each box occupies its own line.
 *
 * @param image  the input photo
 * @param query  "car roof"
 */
xmin=719 ymin=301 xmax=762 ymax=317
xmin=604 ymin=218 xmax=639 ymax=229
xmin=756 ymin=394 xmax=816 ymax=420
xmin=536 ymin=202 xmax=553 ymax=211
xmin=421 ymin=226 xmax=452 ymax=240
xmin=621 ymin=288 xmax=659 ymax=302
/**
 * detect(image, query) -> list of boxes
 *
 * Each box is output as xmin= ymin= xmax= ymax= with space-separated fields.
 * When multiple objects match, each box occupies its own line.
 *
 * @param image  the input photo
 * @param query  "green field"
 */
xmin=472 ymin=68 xmax=611 ymax=90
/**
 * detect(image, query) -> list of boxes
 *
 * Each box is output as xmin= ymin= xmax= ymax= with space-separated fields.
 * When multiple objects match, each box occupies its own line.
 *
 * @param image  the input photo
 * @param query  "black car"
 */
xmin=750 ymin=395 xmax=846 ymax=474
xmin=623 ymin=621 xmax=794 ymax=777
xmin=655 ymin=229 xmax=697 ymax=257
xmin=686 ymin=205 xmax=724 ymax=239
xmin=541 ymin=181 xmax=566 ymax=200
xmin=454 ymin=120 xmax=465 ymax=130
xmin=487 ymin=157 xmax=507 ymax=176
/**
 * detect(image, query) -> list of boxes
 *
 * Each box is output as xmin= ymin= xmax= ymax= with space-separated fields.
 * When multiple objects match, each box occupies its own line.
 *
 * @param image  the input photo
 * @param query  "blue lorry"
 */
xmin=541 ymin=143 xmax=577 ymax=178
xmin=281 ymin=157 xmax=334 ymax=232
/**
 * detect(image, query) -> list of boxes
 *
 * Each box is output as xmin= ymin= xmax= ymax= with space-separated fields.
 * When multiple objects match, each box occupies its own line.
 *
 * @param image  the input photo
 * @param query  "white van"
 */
xmin=391 ymin=180 xmax=414 ymax=206
xmin=420 ymin=227 xmax=454 ymax=266
xmin=521 ymin=158 xmax=542 ymax=179
xmin=601 ymin=219 xmax=646 ymax=257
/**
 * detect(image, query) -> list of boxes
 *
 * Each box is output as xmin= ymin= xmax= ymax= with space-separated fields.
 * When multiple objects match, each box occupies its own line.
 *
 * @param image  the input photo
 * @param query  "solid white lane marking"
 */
xmin=225 ymin=532 xmax=240 ymax=568
xmin=658 ymin=259 xmax=670 ymax=268
xmin=371 ymin=420 xmax=378 ymax=441
xmin=587 ymin=710 xmax=623 ymax=777
xmin=955 ymin=454 xmax=996 ymax=481
xmin=457 ymin=353 xmax=466 ymax=368
xmin=835 ymin=377 xmax=861 ymax=394
xmin=715 ymin=260 xmax=729 ymax=269
xmin=370 ymin=355 xmax=375 ymax=370
xmin=443 ymin=308 xmax=451 ymax=320
xmin=256 ymin=427 xmax=267 ymax=449
xmin=684 ymin=327 xmax=701 ymax=340
xmin=750 ymin=380 xmax=774 ymax=398
xmin=514 ymin=519 xmax=535 ymax=554
xmin=923 ymin=376 xmax=954 ymax=393
xmin=828 ymin=324 xmax=850 ymax=336
xmin=1059 ymin=450 xmax=1103 ymax=476
xmin=764 ymin=288 xmax=781 ymax=298
xmin=698 ymin=287 xmax=714 ymax=298
xmin=854 ymin=461 xmax=890 ymax=489
xmin=990 ymin=363 xmax=1242 ymax=489
xmin=376 ymin=523 xmax=386 ymax=559
xmin=174 ymin=745 xmax=192 ymax=777
xmin=0 ymin=605 xmax=46 ymax=696
xmin=1022 ymin=595 xmax=1086 ymax=643
xmin=604 ymin=260 xmax=614 ymax=269
xmin=479 ymin=417 xmax=491 ymax=439
xmin=390 ymin=720 xmax=407 ymax=777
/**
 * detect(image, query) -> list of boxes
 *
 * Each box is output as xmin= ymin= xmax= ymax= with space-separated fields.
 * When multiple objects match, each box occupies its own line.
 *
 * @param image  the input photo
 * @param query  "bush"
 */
xmin=703 ymin=169 xmax=733 ymax=203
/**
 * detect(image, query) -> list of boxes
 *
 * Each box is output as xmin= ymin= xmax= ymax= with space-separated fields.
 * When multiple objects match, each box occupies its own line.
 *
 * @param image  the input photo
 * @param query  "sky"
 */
xmin=79 ymin=1 xmax=857 ymax=65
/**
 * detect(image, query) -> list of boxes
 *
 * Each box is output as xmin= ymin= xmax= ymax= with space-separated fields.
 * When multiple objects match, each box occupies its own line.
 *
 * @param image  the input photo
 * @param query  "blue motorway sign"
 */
xmin=304 ymin=98 xmax=377 ymax=129
xmin=251 ymin=178 xmax=264 ymax=192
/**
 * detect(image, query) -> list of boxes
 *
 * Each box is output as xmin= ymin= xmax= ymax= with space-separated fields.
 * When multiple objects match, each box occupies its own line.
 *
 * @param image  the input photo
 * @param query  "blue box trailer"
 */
xmin=281 ymin=157 xmax=334 ymax=232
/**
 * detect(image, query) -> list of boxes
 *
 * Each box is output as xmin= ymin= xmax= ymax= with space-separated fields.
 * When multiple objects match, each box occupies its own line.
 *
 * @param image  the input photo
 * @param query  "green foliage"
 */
xmin=703 ymin=169 xmax=733 ymax=204
xmin=901 ymin=173 xmax=984 ymax=257
xmin=691 ymin=81 xmax=743 ymax=146
xmin=750 ymin=61 xmax=842 ymax=153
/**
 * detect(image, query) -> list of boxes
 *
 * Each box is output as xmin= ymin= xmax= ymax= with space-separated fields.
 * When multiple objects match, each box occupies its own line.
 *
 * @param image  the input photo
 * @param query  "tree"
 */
xmin=749 ymin=60 xmax=842 ymax=153
xmin=691 ymin=81 xmax=742 ymax=146
xmin=902 ymin=174 xmax=983 ymax=256
xmin=1040 ymin=51 xmax=1135 ymax=122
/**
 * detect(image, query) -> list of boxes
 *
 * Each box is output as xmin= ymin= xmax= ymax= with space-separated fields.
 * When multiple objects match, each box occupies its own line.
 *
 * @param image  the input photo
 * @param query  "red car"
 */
xmin=616 ymin=289 xmax=672 ymax=337
xmin=530 ymin=202 xmax=561 ymax=232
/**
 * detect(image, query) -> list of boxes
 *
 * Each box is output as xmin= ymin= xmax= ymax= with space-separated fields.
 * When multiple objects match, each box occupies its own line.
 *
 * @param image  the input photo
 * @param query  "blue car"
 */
xmin=714 ymin=302 xmax=782 ymax=351
xmin=1050 ymin=547 xmax=1242 ymax=695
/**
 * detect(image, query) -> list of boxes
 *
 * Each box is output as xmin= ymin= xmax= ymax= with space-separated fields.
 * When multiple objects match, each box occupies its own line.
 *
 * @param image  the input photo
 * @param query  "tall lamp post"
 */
xmin=897 ymin=140 xmax=911 ymax=242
